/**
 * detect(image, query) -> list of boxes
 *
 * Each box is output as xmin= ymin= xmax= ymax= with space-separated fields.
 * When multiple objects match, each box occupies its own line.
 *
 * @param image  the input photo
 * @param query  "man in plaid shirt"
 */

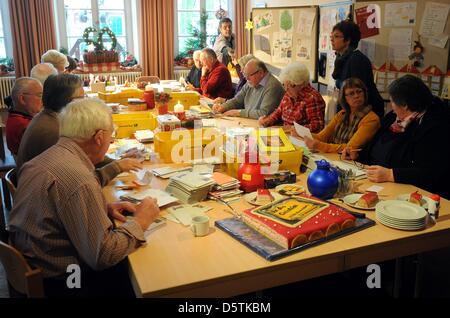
xmin=259 ymin=62 xmax=325 ymax=133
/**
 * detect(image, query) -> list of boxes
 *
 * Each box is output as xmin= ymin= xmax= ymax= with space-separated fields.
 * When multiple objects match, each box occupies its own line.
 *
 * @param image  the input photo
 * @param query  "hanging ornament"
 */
xmin=245 ymin=20 xmax=254 ymax=30
xmin=215 ymin=4 xmax=228 ymax=20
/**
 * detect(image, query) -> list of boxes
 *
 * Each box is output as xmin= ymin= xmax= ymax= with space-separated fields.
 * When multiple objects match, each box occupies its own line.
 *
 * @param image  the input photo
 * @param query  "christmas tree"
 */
xmin=280 ymin=10 xmax=293 ymax=32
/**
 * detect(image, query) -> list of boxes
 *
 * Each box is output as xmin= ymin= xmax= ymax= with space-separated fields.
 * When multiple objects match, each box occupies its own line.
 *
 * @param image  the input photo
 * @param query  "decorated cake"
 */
xmin=357 ymin=192 xmax=379 ymax=208
xmin=242 ymin=195 xmax=356 ymax=249
xmin=409 ymin=191 xmax=423 ymax=205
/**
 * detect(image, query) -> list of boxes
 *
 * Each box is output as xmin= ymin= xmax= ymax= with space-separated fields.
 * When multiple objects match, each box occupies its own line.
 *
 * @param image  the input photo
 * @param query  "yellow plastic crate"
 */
xmin=154 ymin=128 xmax=223 ymax=163
xmin=98 ymin=89 xmax=144 ymax=104
xmin=165 ymin=91 xmax=200 ymax=111
xmin=221 ymin=146 xmax=304 ymax=178
xmin=112 ymin=111 xmax=157 ymax=138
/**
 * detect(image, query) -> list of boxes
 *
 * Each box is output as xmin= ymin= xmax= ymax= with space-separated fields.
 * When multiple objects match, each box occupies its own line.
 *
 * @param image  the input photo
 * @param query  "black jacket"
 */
xmin=335 ymin=50 xmax=385 ymax=119
xmin=185 ymin=65 xmax=202 ymax=90
xmin=359 ymin=101 xmax=450 ymax=199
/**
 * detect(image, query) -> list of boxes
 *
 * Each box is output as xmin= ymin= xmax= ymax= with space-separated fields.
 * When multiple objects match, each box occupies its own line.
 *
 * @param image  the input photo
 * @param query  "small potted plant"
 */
xmin=155 ymin=91 xmax=172 ymax=115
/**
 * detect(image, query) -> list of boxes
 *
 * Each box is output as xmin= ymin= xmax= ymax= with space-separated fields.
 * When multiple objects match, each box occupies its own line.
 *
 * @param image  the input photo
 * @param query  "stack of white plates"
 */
xmin=376 ymin=200 xmax=428 ymax=230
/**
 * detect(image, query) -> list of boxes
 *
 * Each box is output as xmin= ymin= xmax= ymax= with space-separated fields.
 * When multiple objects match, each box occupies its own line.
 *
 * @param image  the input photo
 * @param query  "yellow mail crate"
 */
xmin=154 ymin=128 xmax=222 ymax=163
xmin=112 ymin=111 xmax=157 ymax=138
xmin=98 ymin=89 xmax=144 ymax=104
xmin=166 ymin=91 xmax=200 ymax=111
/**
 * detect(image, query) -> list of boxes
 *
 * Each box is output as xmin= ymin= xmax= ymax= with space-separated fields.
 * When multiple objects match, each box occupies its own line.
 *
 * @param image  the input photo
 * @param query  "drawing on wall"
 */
xmin=280 ymin=10 xmax=294 ymax=33
xmin=384 ymin=2 xmax=416 ymax=27
xmin=296 ymin=38 xmax=311 ymax=61
xmin=254 ymin=12 xmax=274 ymax=33
xmin=254 ymin=34 xmax=272 ymax=55
xmin=272 ymin=31 xmax=293 ymax=64
xmin=297 ymin=11 xmax=315 ymax=34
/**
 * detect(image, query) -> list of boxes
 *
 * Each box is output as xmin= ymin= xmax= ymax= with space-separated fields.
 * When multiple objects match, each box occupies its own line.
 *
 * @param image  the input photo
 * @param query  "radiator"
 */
xmin=76 ymin=71 xmax=143 ymax=84
xmin=173 ymin=68 xmax=190 ymax=80
xmin=0 ymin=76 xmax=15 ymax=109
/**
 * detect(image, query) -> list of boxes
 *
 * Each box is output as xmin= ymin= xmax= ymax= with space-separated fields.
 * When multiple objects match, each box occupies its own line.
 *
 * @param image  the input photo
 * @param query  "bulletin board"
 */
xmin=354 ymin=0 xmax=450 ymax=95
xmin=251 ymin=6 xmax=318 ymax=81
xmin=318 ymin=1 xmax=353 ymax=85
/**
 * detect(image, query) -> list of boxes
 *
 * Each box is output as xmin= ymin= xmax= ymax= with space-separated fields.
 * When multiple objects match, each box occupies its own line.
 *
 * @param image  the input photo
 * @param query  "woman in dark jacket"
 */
xmin=331 ymin=20 xmax=385 ymax=119
xmin=344 ymin=75 xmax=450 ymax=199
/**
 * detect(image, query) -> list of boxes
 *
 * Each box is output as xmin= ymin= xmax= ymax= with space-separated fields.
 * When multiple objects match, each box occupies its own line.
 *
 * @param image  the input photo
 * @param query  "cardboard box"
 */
xmin=98 ymin=89 xmax=144 ymax=104
xmin=157 ymin=114 xmax=181 ymax=132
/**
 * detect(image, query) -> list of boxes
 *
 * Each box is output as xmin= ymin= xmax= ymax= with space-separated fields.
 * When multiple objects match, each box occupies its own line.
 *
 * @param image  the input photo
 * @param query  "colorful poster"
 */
xmin=384 ymin=2 xmax=416 ymax=27
xmin=253 ymin=12 xmax=274 ymax=33
xmin=272 ymin=31 xmax=293 ymax=64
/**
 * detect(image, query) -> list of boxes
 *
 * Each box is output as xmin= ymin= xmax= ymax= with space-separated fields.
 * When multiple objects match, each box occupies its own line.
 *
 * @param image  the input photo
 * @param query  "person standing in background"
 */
xmin=331 ymin=20 xmax=384 ymax=119
xmin=213 ymin=18 xmax=235 ymax=67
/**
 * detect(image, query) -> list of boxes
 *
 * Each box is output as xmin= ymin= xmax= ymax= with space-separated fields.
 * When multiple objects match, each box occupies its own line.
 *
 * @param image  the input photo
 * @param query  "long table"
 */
xmin=103 ymin=117 xmax=450 ymax=298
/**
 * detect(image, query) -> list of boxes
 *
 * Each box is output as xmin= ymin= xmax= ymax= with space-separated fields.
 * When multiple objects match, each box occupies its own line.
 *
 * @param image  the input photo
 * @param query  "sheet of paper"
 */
xmin=420 ymin=2 xmax=450 ymax=38
xmin=428 ymin=34 xmax=449 ymax=49
xmin=297 ymin=11 xmax=315 ymax=34
xmin=134 ymin=169 xmax=153 ymax=186
xmin=168 ymin=204 xmax=211 ymax=226
xmin=366 ymin=185 xmax=384 ymax=193
xmin=359 ymin=39 xmax=376 ymax=63
xmin=128 ymin=189 xmax=178 ymax=207
xmin=294 ymin=122 xmax=313 ymax=139
xmin=384 ymin=2 xmax=416 ymax=27
xmin=388 ymin=28 xmax=412 ymax=61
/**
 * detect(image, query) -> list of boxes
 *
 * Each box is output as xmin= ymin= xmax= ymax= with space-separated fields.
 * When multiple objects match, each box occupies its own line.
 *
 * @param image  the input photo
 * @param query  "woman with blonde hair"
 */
xmin=304 ymin=78 xmax=380 ymax=153
xmin=41 ymin=49 xmax=69 ymax=73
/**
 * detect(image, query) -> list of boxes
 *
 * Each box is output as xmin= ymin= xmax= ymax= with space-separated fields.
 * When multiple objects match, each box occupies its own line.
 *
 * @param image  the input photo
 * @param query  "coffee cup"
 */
xmin=190 ymin=215 xmax=210 ymax=237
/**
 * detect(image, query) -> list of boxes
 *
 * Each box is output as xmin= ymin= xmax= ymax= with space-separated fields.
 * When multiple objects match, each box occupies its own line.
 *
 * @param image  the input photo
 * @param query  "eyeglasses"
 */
xmin=345 ymin=89 xmax=364 ymax=97
xmin=283 ymin=82 xmax=296 ymax=89
xmin=22 ymin=93 xmax=43 ymax=98
xmin=243 ymin=70 xmax=260 ymax=78
xmin=330 ymin=34 xmax=344 ymax=40
xmin=339 ymin=152 xmax=366 ymax=170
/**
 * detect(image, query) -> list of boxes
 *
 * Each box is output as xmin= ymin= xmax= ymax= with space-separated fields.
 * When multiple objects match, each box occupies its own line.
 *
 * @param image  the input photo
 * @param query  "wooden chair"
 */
xmin=136 ymin=76 xmax=160 ymax=84
xmin=0 ymin=241 xmax=45 ymax=298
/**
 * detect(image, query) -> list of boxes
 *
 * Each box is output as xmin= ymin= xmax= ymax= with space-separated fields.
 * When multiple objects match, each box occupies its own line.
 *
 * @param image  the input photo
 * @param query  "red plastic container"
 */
xmin=238 ymin=151 xmax=265 ymax=193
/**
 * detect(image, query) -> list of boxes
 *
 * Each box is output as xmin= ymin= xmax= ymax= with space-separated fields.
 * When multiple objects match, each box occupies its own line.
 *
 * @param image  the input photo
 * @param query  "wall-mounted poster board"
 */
xmin=318 ymin=1 xmax=353 ymax=86
xmin=354 ymin=0 xmax=450 ymax=96
xmin=251 ymin=6 xmax=318 ymax=81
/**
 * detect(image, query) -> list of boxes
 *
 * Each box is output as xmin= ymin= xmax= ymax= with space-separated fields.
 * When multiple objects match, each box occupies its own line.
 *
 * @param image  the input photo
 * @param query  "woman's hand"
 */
xmin=366 ymin=166 xmax=394 ymax=183
xmin=304 ymin=136 xmax=319 ymax=151
xmin=258 ymin=116 xmax=268 ymax=127
xmin=342 ymin=147 xmax=360 ymax=161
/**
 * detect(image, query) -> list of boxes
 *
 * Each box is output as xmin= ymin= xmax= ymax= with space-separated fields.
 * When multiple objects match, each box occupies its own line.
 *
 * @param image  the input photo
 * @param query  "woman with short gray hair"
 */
xmin=41 ymin=49 xmax=69 ymax=73
xmin=259 ymin=62 xmax=325 ymax=133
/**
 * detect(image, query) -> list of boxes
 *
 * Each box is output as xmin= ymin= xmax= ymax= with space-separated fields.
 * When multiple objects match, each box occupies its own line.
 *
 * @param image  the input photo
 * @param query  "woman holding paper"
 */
xmin=343 ymin=75 xmax=450 ymax=199
xmin=258 ymin=61 xmax=325 ymax=133
xmin=304 ymin=78 xmax=380 ymax=153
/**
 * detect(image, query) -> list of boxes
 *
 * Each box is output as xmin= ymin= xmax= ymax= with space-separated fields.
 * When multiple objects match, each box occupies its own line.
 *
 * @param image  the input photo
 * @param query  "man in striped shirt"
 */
xmin=9 ymin=98 xmax=160 ymax=297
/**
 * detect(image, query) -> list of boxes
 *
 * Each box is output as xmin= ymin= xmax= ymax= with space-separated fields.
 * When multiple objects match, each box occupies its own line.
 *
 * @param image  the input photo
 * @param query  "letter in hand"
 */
xmin=133 ymin=197 xmax=160 ymax=231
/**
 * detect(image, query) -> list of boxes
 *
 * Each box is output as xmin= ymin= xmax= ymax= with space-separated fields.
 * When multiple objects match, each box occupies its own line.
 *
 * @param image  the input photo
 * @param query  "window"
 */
xmin=0 ymin=11 xmax=5 ymax=59
xmin=0 ymin=0 xmax=13 ymax=61
xmin=176 ymin=0 xmax=233 ymax=55
xmin=56 ymin=0 xmax=134 ymax=61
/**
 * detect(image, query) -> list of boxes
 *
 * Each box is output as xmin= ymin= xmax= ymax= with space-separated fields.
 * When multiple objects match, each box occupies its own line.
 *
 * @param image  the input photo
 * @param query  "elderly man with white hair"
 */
xmin=9 ymin=98 xmax=160 ymax=297
xmin=41 ymin=49 xmax=69 ymax=73
xmin=30 ymin=62 xmax=58 ymax=85
xmin=185 ymin=50 xmax=203 ymax=93
xmin=6 ymin=77 xmax=43 ymax=157
xmin=259 ymin=61 xmax=325 ymax=133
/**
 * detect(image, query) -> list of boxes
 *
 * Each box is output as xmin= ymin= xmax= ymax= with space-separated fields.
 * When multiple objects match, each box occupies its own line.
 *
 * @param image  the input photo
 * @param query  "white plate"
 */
xmin=376 ymin=214 xmax=427 ymax=231
xmin=342 ymin=193 xmax=378 ymax=211
xmin=244 ymin=191 xmax=285 ymax=206
xmin=376 ymin=200 xmax=428 ymax=221
xmin=397 ymin=193 xmax=431 ymax=210
xmin=376 ymin=212 xmax=426 ymax=225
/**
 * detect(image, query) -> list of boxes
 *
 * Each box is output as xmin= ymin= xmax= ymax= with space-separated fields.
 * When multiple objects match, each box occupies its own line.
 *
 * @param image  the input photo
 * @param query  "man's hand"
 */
xmin=258 ymin=116 xmax=269 ymax=127
xmin=108 ymin=201 xmax=137 ymax=222
xmin=213 ymin=97 xmax=226 ymax=104
xmin=366 ymin=166 xmax=394 ymax=183
xmin=223 ymin=110 xmax=241 ymax=117
xmin=212 ymin=104 xmax=225 ymax=113
xmin=133 ymin=197 xmax=160 ymax=231
xmin=116 ymin=158 xmax=143 ymax=172
xmin=202 ymin=66 xmax=209 ymax=77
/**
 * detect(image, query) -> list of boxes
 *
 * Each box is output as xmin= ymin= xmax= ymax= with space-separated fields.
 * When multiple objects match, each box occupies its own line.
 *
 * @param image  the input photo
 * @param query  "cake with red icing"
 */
xmin=357 ymin=192 xmax=379 ymax=208
xmin=409 ymin=191 xmax=423 ymax=205
xmin=242 ymin=195 xmax=356 ymax=249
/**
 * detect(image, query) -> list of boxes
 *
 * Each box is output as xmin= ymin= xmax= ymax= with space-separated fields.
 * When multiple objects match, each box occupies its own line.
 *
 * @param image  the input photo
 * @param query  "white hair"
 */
xmin=30 ymin=63 xmax=58 ymax=85
xmin=238 ymin=54 xmax=255 ymax=69
xmin=59 ymin=98 xmax=112 ymax=141
xmin=193 ymin=50 xmax=202 ymax=59
xmin=279 ymin=62 xmax=310 ymax=86
xmin=11 ymin=77 xmax=42 ymax=106
xmin=41 ymin=50 xmax=69 ymax=68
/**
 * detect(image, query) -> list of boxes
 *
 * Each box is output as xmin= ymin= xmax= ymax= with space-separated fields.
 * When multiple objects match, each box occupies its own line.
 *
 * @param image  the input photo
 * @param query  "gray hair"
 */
xmin=279 ymin=62 xmax=310 ymax=86
xmin=59 ymin=98 xmax=112 ymax=141
xmin=41 ymin=50 xmax=69 ymax=68
xmin=11 ymin=77 xmax=42 ymax=107
xmin=193 ymin=50 xmax=202 ymax=59
xmin=30 ymin=63 xmax=58 ymax=85
xmin=238 ymin=54 xmax=255 ymax=69
xmin=201 ymin=48 xmax=217 ymax=60
xmin=247 ymin=58 xmax=268 ymax=73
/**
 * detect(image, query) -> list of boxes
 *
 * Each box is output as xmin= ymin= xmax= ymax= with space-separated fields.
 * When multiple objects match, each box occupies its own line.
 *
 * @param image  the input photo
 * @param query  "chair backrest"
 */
xmin=5 ymin=168 xmax=16 ymax=197
xmin=137 ymin=76 xmax=160 ymax=84
xmin=0 ymin=241 xmax=44 ymax=298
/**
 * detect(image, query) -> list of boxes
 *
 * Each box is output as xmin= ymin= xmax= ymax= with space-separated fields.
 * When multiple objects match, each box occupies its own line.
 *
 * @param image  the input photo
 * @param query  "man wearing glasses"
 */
xmin=212 ymin=58 xmax=284 ymax=119
xmin=6 ymin=77 xmax=43 ymax=158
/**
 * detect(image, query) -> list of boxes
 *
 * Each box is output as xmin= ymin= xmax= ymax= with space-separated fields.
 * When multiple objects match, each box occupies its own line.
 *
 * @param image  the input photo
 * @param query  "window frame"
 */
xmin=0 ymin=0 xmax=14 ymax=59
xmin=55 ymin=0 xmax=135 ymax=61
xmin=174 ymin=0 xmax=234 ymax=56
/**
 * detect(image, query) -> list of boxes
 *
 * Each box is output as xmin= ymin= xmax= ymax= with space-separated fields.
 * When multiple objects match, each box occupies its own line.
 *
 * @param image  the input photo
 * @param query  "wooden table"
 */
xmin=103 ymin=117 xmax=450 ymax=297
